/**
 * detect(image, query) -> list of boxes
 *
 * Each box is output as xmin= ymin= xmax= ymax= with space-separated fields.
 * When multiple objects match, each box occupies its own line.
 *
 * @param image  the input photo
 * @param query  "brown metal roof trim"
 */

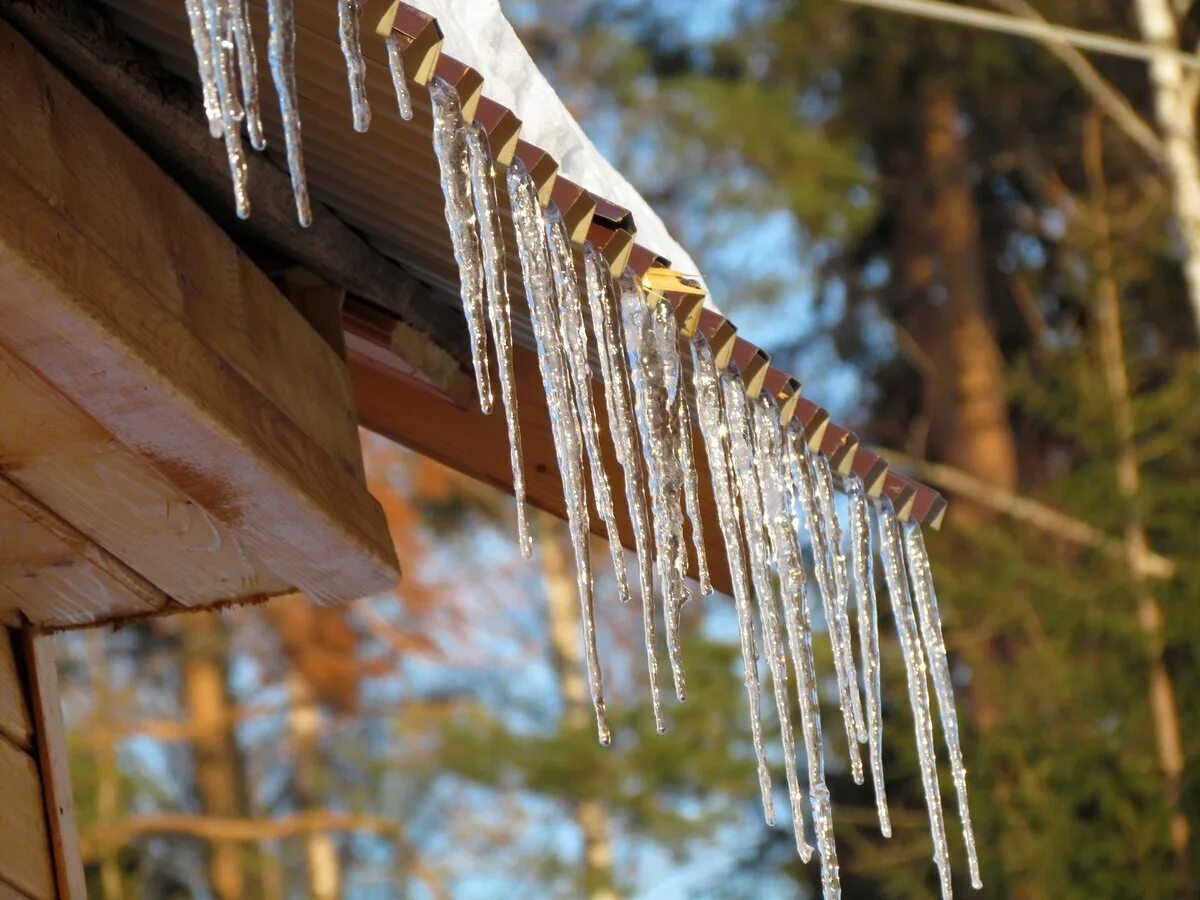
xmin=378 ymin=1 xmax=947 ymax=527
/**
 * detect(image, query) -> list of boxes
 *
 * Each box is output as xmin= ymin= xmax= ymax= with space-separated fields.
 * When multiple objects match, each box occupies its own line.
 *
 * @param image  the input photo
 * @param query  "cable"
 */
xmin=840 ymin=0 xmax=1200 ymax=71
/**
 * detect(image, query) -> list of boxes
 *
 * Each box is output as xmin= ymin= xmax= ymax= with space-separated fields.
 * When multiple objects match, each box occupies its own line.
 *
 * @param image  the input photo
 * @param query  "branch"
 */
xmin=987 ymin=0 xmax=1167 ymax=170
xmin=878 ymin=449 xmax=1177 ymax=579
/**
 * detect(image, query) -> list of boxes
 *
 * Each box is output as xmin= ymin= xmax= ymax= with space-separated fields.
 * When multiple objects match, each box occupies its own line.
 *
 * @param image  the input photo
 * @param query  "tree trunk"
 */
xmin=1083 ymin=112 xmax=1193 ymax=898
xmin=182 ymin=614 xmax=258 ymax=900
xmin=1135 ymin=0 xmax=1200 ymax=337
xmin=287 ymin=670 xmax=341 ymax=900
xmin=920 ymin=77 xmax=1019 ymax=497
xmin=537 ymin=511 xmax=618 ymax=900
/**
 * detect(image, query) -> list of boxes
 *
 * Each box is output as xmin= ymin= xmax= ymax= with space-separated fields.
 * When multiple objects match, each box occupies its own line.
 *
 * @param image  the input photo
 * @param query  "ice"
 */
xmin=229 ymin=0 xmax=265 ymax=150
xmin=184 ymin=0 xmax=223 ymax=137
xmin=465 ymin=125 xmax=531 ymax=559
xmin=385 ymin=33 xmax=414 ymax=121
xmin=202 ymin=0 xmax=250 ymax=219
xmin=545 ymin=212 xmax=632 ymax=608
xmin=877 ymin=499 xmax=951 ymax=900
xmin=721 ymin=369 xmax=813 ymax=862
xmin=791 ymin=442 xmax=865 ymax=784
xmin=905 ymin=521 xmax=981 ymax=889
xmin=585 ymin=255 xmax=663 ymax=732
xmin=674 ymin=390 xmax=712 ymax=595
xmin=622 ymin=283 xmax=688 ymax=703
xmin=751 ymin=396 xmax=840 ymax=894
xmin=337 ymin=0 xmax=371 ymax=132
xmin=266 ymin=0 xmax=312 ymax=226
xmin=508 ymin=160 xmax=609 ymax=745
xmin=847 ymin=474 xmax=891 ymax=837
xmin=689 ymin=336 xmax=774 ymax=823
xmin=429 ymin=78 xmax=494 ymax=415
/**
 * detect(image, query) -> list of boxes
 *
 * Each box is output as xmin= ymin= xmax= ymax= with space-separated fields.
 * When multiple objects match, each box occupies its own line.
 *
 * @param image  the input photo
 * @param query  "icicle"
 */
xmin=622 ymin=284 xmax=688 ymax=702
xmin=847 ymin=475 xmax=891 ymax=837
xmin=429 ymin=78 xmax=494 ymax=414
xmin=465 ymin=126 xmax=531 ymax=560
xmin=229 ymin=0 xmax=265 ymax=150
xmin=721 ymin=370 xmax=813 ymax=862
xmin=586 ymin=254 xmax=664 ymax=732
xmin=337 ymin=0 xmax=371 ymax=132
xmin=813 ymin=453 xmax=868 ymax=746
xmin=905 ymin=521 xmax=982 ymax=889
xmin=878 ymin=499 xmax=952 ymax=899
xmin=266 ymin=0 xmax=311 ymax=226
xmin=508 ymin=160 xmax=609 ymax=745
xmin=674 ymin=390 xmax=713 ymax=594
xmin=203 ymin=0 xmax=250 ymax=219
xmin=791 ymin=443 xmax=865 ymax=784
xmin=751 ymin=396 xmax=840 ymax=895
xmin=385 ymin=33 xmax=414 ymax=121
xmin=689 ymin=336 xmax=774 ymax=824
xmin=545 ymin=212 xmax=632 ymax=609
xmin=185 ymin=0 xmax=223 ymax=137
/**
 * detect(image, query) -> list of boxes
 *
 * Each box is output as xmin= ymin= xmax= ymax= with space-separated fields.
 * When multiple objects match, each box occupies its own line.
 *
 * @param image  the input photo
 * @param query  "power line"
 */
xmin=840 ymin=0 xmax=1200 ymax=71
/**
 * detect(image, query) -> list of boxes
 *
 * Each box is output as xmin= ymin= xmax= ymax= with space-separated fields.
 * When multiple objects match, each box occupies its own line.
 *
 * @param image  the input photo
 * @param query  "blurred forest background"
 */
xmin=59 ymin=0 xmax=1200 ymax=897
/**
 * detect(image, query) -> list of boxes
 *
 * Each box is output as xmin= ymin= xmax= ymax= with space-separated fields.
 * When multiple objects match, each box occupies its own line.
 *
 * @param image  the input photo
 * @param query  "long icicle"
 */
xmin=229 ymin=0 xmax=265 ymax=150
xmin=185 ymin=0 xmax=223 ymax=137
xmin=546 ymin=212 xmax=632 ymax=608
xmin=792 ymin=442 xmax=865 ymax=784
xmin=905 ymin=521 xmax=981 ymax=889
xmin=689 ymin=336 xmax=774 ymax=824
xmin=813 ymin=452 xmax=868 ymax=746
xmin=385 ymin=33 xmax=414 ymax=121
xmin=337 ymin=0 xmax=371 ymax=132
xmin=722 ymin=370 xmax=813 ymax=862
xmin=586 ymin=256 xmax=663 ymax=732
xmin=752 ymin=396 xmax=840 ymax=894
xmin=508 ymin=160 xmax=609 ymax=745
xmin=847 ymin=474 xmax=891 ymax=837
xmin=622 ymin=283 xmax=688 ymax=702
xmin=675 ymin=390 xmax=713 ymax=594
xmin=465 ymin=125 xmax=532 ymax=559
xmin=878 ymin=499 xmax=952 ymax=899
xmin=203 ymin=0 xmax=250 ymax=218
xmin=429 ymin=78 xmax=494 ymax=414
xmin=266 ymin=0 xmax=311 ymax=225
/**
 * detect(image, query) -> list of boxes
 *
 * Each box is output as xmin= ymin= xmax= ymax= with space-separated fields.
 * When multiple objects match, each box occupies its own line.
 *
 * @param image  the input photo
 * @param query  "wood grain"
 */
xmin=0 ymin=631 xmax=30 ymax=751
xmin=0 ymin=732 xmax=55 ymax=899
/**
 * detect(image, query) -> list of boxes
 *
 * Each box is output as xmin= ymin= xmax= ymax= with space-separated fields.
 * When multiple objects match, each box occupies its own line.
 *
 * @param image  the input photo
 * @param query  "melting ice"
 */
xmin=229 ymin=0 xmax=265 ymax=150
xmin=266 ymin=0 xmax=311 ymax=225
xmin=385 ymin=33 xmax=414 ymax=121
xmin=338 ymin=0 xmax=371 ymax=132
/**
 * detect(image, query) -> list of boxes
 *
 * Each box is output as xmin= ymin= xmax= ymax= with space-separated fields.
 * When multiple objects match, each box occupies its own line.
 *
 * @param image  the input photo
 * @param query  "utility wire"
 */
xmin=841 ymin=0 xmax=1200 ymax=70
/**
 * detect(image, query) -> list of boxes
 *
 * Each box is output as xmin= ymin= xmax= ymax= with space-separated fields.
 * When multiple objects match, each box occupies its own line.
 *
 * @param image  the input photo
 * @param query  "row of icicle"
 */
xmin=182 ymin=7 xmax=979 ymax=896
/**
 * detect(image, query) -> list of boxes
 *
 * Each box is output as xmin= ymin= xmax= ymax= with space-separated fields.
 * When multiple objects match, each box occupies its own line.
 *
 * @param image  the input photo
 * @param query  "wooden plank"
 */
xmin=21 ymin=627 xmax=86 ymax=900
xmin=0 ymin=733 xmax=56 ymax=900
xmin=0 ymin=631 xmax=31 ymax=751
xmin=0 ymin=22 xmax=399 ymax=605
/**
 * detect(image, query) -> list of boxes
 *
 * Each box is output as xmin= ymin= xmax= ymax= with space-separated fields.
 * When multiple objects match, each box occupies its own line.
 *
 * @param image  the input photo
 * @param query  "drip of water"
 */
xmin=429 ymin=78 xmax=494 ymax=415
xmin=229 ymin=0 xmax=265 ymax=150
xmin=846 ymin=474 xmax=891 ymax=837
xmin=622 ymin=284 xmax=688 ymax=703
xmin=266 ymin=0 xmax=311 ymax=226
xmin=184 ymin=0 xmax=223 ymax=137
xmin=338 ymin=0 xmax=371 ymax=132
xmin=586 ymin=256 xmax=663 ymax=732
xmin=674 ymin=390 xmax=712 ymax=595
xmin=385 ymin=33 xmax=414 ymax=121
xmin=812 ymin=453 xmax=868 ymax=746
xmin=465 ymin=125 xmax=532 ymax=560
xmin=905 ymin=521 xmax=982 ymax=889
xmin=508 ymin=160 xmax=609 ymax=745
xmin=752 ymin=396 xmax=840 ymax=894
xmin=877 ymin=499 xmax=952 ymax=899
xmin=791 ymin=442 xmax=865 ymax=784
xmin=721 ymin=369 xmax=813 ymax=862
xmin=689 ymin=335 xmax=774 ymax=823
xmin=546 ymin=212 xmax=631 ymax=607
xmin=202 ymin=0 xmax=250 ymax=219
